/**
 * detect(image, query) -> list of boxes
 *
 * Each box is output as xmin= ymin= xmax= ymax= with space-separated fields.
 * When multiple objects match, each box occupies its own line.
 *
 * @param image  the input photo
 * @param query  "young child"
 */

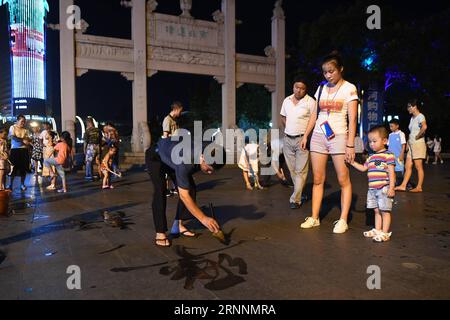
xmin=0 ymin=129 xmax=10 ymax=190
xmin=388 ymin=118 xmax=406 ymax=186
xmin=100 ymin=144 xmax=118 ymax=189
xmin=238 ymin=137 xmax=263 ymax=190
xmin=42 ymin=131 xmax=56 ymax=177
xmin=31 ymin=125 xmax=43 ymax=176
xmin=42 ymin=131 xmax=56 ymax=179
xmin=350 ymin=126 xmax=396 ymax=242
xmin=433 ymin=135 xmax=443 ymax=164
xmin=44 ymin=131 xmax=73 ymax=193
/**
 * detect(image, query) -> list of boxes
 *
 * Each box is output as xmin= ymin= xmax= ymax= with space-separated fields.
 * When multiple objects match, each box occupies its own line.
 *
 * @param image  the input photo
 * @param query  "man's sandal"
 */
xmin=180 ymin=230 xmax=197 ymax=238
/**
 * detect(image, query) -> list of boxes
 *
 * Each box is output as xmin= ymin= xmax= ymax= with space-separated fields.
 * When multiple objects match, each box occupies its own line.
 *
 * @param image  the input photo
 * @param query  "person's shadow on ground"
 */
xmin=196 ymin=178 xmax=232 ymax=192
xmin=318 ymin=191 xmax=359 ymax=224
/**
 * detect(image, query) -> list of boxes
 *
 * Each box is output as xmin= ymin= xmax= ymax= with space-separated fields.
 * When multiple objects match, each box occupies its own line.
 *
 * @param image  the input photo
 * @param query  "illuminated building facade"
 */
xmin=1 ymin=0 xmax=49 ymax=116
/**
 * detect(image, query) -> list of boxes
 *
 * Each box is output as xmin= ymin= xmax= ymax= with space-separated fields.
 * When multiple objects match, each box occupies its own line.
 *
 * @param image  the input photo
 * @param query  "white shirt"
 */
xmin=40 ymin=130 xmax=49 ymax=147
xmin=433 ymin=138 xmax=441 ymax=152
xmin=280 ymin=94 xmax=316 ymax=136
xmin=162 ymin=115 xmax=179 ymax=136
xmin=388 ymin=130 xmax=406 ymax=145
xmin=238 ymin=143 xmax=259 ymax=173
xmin=408 ymin=113 xmax=426 ymax=144
xmin=313 ymin=80 xmax=359 ymax=135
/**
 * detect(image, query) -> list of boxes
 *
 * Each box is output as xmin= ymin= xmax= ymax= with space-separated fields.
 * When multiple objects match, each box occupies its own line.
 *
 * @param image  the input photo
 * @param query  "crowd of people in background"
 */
xmin=0 ymin=115 xmax=122 ymax=193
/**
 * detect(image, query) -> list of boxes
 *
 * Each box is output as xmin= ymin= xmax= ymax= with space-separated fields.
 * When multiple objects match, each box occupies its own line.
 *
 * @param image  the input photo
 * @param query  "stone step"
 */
xmin=124 ymin=152 xmax=145 ymax=157
xmin=122 ymin=157 xmax=144 ymax=164
xmin=120 ymin=163 xmax=134 ymax=171
xmin=121 ymin=151 xmax=145 ymax=170
xmin=120 ymin=163 xmax=147 ymax=172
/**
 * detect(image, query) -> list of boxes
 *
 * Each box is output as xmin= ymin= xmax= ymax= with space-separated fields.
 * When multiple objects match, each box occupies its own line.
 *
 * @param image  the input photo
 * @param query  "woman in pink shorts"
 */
xmin=300 ymin=51 xmax=359 ymax=233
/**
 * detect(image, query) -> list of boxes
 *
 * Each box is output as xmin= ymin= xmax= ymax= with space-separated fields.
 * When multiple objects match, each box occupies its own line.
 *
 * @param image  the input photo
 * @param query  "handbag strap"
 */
xmin=316 ymin=84 xmax=324 ymax=120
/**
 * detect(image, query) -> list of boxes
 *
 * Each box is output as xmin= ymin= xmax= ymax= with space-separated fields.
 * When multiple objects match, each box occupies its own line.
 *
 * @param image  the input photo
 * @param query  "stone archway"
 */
xmin=59 ymin=0 xmax=285 ymax=163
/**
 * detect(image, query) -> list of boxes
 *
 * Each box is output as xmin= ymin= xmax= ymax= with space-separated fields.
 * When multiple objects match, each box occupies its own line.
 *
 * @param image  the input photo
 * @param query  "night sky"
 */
xmin=0 ymin=0 xmax=448 ymax=132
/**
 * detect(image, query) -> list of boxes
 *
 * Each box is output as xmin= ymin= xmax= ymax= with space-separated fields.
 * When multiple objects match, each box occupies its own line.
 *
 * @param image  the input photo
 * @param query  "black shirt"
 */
xmin=156 ymin=138 xmax=199 ymax=190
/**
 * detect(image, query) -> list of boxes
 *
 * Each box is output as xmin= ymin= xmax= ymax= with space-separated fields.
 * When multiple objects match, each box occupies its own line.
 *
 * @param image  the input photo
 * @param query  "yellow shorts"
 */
xmin=407 ymin=142 xmax=426 ymax=160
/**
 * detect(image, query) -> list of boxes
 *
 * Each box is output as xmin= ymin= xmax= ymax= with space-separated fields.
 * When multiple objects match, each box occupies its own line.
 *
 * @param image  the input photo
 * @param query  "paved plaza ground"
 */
xmin=0 ymin=162 xmax=449 ymax=300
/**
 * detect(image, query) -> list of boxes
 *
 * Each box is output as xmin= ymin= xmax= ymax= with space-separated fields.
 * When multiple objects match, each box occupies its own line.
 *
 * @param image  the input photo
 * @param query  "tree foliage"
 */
xmin=189 ymin=81 xmax=271 ymax=131
xmin=288 ymin=0 xmax=450 ymax=144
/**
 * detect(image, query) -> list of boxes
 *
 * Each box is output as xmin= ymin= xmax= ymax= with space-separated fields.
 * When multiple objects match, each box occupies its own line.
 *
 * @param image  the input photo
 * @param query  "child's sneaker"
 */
xmin=373 ymin=231 xmax=392 ymax=243
xmin=363 ymin=228 xmax=381 ymax=238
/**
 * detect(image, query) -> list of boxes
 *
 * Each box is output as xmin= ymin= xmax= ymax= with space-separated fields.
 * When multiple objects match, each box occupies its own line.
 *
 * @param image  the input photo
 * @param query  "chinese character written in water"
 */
xmin=159 ymin=246 xmax=247 ymax=291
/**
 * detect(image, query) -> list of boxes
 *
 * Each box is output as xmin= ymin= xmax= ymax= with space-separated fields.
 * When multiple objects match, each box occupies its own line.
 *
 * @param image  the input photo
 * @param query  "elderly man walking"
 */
xmin=280 ymin=77 xmax=316 ymax=209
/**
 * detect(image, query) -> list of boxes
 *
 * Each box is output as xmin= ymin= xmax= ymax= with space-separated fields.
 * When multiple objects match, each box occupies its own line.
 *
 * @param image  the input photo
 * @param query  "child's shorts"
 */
xmin=310 ymin=132 xmax=347 ymax=155
xmin=367 ymin=186 xmax=394 ymax=212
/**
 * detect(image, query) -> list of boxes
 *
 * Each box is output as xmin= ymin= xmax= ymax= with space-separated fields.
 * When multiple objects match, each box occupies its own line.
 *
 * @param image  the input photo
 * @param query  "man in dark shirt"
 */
xmin=146 ymin=138 xmax=224 ymax=247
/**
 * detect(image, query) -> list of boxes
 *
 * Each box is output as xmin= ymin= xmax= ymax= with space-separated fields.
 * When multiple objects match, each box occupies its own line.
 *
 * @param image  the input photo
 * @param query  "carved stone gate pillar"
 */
xmin=271 ymin=0 xmax=285 ymax=130
xmin=131 ymin=0 xmax=150 ymax=153
xmin=60 ymin=0 xmax=77 ymax=142
xmin=221 ymin=0 xmax=236 ymax=133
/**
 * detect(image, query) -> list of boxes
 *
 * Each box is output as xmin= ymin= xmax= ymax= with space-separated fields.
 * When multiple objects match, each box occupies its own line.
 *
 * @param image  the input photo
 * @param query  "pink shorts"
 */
xmin=310 ymin=132 xmax=347 ymax=155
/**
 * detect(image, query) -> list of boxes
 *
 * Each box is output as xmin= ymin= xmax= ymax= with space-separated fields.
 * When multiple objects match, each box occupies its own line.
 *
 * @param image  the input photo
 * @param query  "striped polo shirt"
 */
xmin=365 ymin=150 xmax=396 ymax=189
